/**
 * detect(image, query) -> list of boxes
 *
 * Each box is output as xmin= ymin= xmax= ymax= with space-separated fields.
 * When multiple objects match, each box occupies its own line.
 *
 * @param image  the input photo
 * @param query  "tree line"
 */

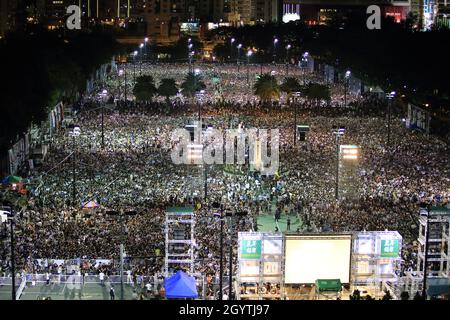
xmin=0 ymin=25 xmax=121 ymax=153
xmin=132 ymin=72 xmax=206 ymax=103
xmin=210 ymin=19 xmax=450 ymax=106
xmin=133 ymin=72 xmax=329 ymax=107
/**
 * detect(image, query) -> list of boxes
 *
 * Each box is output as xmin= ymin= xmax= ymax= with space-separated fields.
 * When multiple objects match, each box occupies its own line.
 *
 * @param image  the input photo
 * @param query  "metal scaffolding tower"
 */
xmin=416 ymin=206 xmax=450 ymax=291
xmin=164 ymin=207 xmax=196 ymax=276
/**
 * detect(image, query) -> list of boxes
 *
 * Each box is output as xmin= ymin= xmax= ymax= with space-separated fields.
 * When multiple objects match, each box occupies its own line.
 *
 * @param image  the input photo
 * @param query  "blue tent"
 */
xmin=164 ymin=271 xmax=198 ymax=299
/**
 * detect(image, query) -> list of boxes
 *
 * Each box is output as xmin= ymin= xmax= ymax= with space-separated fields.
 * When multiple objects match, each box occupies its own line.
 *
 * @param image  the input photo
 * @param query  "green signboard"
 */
xmin=380 ymin=239 xmax=400 ymax=257
xmin=241 ymin=240 xmax=262 ymax=259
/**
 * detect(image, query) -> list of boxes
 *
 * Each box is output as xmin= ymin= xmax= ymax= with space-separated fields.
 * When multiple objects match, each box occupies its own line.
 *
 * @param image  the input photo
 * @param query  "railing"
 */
xmin=16 ymin=276 xmax=26 ymax=300
xmin=0 ymin=276 xmax=25 ymax=300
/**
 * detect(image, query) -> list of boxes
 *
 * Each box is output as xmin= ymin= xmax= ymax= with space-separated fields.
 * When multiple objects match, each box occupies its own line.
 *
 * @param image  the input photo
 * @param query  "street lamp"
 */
xmin=230 ymin=38 xmax=235 ymax=61
xmin=332 ymin=126 xmax=346 ymax=200
xmin=117 ymin=69 xmax=123 ymax=101
xmin=386 ymin=91 xmax=396 ymax=148
xmin=293 ymin=92 xmax=301 ymax=146
xmin=118 ymin=69 xmax=124 ymax=101
xmin=227 ymin=210 xmax=247 ymax=300
xmin=70 ymin=125 xmax=81 ymax=207
xmin=246 ymin=49 xmax=252 ymax=85
xmin=212 ymin=202 xmax=224 ymax=300
xmin=133 ymin=51 xmax=138 ymax=84
xmin=273 ymin=38 xmax=278 ymax=63
xmin=139 ymin=43 xmax=144 ymax=74
xmin=106 ymin=209 xmax=137 ymax=300
xmin=100 ymin=90 xmax=108 ymax=149
xmin=194 ymin=68 xmax=201 ymax=121
xmin=422 ymin=204 xmax=431 ymax=299
xmin=237 ymin=44 xmax=242 ymax=72
xmin=144 ymin=37 xmax=149 ymax=61
xmin=344 ymin=70 xmax=351 ymax=107
xmin=188 ymin=43 xmax=194 ymax=72
xmin=285 ymin=44 xmax=291 ymax=75
xmin=119 ymin=68 xmax=127 ymax=102
xmin=301 ymin=52 xmax=309 ymax=85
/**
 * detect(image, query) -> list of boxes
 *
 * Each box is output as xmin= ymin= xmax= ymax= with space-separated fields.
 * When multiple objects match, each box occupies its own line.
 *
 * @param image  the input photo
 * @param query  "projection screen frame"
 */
xmin=284 ymin=234 xmax=353 ymax=284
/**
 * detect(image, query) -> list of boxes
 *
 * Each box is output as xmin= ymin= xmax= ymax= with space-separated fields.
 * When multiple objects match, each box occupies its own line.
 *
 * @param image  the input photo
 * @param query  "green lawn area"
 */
xmin=256 ymin=213 xmax=302 ymax=233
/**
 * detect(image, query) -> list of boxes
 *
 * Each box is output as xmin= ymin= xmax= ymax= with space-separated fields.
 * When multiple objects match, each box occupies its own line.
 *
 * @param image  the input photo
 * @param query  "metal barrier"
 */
xmin=0 ymin=276 xmax=24 ymax=300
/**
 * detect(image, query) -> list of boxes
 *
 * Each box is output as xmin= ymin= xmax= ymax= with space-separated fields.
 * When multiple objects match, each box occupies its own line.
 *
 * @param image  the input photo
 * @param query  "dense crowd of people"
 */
xmin=1 ymin=62 xmax=449 ymax=299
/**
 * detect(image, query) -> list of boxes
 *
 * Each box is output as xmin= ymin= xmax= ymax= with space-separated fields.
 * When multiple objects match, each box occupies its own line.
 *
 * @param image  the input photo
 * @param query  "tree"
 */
xmin=180 ymin=72 xmax=206 ymax=99
xmin=213 ymin=43 xmax=229 ymax=62
xmin=158 ymin=78 xmax=178 ymax=104
xmin=133 ymin=75 xmax=157 ymax=102
xmin=303 ymin=83 xmax=331 ymax=106
xmin=405 ymin=11 xmax=419 ymax=31
xmin=169 ymin=36 xmax=203 ymax=62
xmin=280 ymin=77 xmax=301 ymax=104
xmin=253 ymin=73 xmax=280 ymax=105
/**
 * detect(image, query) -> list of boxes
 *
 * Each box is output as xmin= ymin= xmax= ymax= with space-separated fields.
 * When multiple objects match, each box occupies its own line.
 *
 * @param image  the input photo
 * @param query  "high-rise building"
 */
xmin=42 ymin=0 xmax=67 ymax=29
xmin=230 ymin=0 xmax=279 ymax=25
xmin=144 ymin=0 xmax=185 ymax=41
xmin=435 ymin=0 xmax=450 ymax=28
xmin=281 ymin=0 xmax=410 ymax=25
xmin=0 ymin=0 xmax=9 ymax=38
xmin=412 ymin=0 xmax=450 ymax=29
xmin=0 ymin=0 xmax=24 ymax=38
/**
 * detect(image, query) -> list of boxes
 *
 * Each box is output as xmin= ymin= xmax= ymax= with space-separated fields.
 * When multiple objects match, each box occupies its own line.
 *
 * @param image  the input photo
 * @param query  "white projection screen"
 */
xmin=285 ymin=235 xmax=352 ymax=284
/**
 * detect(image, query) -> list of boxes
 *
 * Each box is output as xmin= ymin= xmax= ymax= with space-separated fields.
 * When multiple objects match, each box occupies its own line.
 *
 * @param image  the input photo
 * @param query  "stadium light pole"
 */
xmin=246 ymin=49 xmax=252 ymax=85
xmin=1 ymin=207 xmax=15 ymax=300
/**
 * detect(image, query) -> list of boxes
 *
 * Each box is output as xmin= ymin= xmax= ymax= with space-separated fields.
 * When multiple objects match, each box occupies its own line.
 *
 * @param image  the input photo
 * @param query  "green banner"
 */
xmin=380 ymin=239 xmax=399 ymax=257
xmin=241 ymin=240 xmax=262 ymax=259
